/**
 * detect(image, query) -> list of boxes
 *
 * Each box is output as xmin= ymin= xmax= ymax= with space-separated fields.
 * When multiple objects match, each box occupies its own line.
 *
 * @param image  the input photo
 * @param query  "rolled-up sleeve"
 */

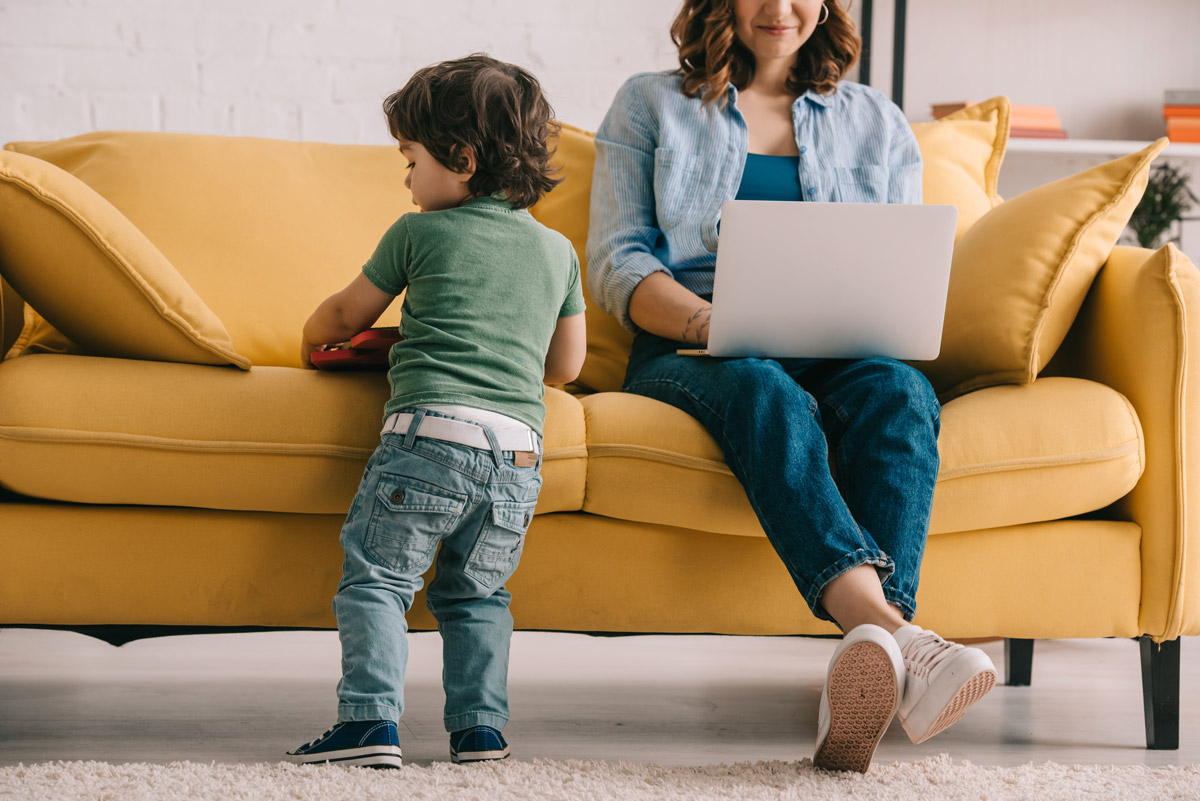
xmin=886 ymin=103 xmax=922 ymax=205
xmin=587 ymin=77 xmax=673 ymax=333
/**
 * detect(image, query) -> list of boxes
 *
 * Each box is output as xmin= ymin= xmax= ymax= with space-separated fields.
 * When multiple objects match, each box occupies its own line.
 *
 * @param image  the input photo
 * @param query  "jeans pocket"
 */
xmin=364 ymin=473 xmax=468 ymax=574
xmin=464 ymin=500 xmax=537 ymax=592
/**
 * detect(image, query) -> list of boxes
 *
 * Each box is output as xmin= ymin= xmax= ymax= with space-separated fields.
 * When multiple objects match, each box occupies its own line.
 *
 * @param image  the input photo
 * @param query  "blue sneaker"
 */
xmin=449 ymin=725 xmax=510 ymax=763
xmin=286 ymin=720 xmax=403 ymax=768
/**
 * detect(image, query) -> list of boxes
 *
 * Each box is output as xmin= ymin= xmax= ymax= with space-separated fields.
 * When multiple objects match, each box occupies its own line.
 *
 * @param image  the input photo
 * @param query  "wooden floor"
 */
xmin=0 ymin=628 xmax=1197 ymax=767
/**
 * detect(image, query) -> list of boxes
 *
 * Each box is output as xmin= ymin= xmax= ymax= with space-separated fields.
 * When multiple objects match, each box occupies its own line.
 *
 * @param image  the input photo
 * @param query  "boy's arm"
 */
xmin=301 ymin=273 xmax=396 ymax=367
xmin=542 ymin=312 xmax=587 ymax=385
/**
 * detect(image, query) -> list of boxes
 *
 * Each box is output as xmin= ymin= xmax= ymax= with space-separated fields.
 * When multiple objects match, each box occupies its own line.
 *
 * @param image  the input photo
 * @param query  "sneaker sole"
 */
xmin=902 ymin=668 xmax=996 ymax=745
xmin=813 ymin=641 xmax=899 ymax=774
xmin=451 ymin=747 xmax=510 ymax=764
xmin=286 ymin=746 xmax=403 ymax=769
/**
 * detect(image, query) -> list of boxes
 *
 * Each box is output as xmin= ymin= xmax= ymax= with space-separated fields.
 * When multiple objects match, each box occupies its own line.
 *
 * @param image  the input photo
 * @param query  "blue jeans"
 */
xmin=333 ymin=408 xmax=543 ymax=731
xmin=623 ymin=331 xmax=940 ymax=625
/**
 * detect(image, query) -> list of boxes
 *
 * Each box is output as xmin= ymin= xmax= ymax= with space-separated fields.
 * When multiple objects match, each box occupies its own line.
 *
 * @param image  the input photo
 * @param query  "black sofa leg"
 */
xmin=1004 ymin=638 xmax=1034 ymax=686
xmin=1140 ymin=636 xmax=1180 ymax=750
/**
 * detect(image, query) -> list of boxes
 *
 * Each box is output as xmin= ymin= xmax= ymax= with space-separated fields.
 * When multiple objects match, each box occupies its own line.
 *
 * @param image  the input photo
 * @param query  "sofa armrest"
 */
xmin=1051 ymin=244 xmax=1200 ymax=640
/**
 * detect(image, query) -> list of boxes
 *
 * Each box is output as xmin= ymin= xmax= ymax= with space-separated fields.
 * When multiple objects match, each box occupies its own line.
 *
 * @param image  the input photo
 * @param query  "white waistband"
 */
xmin=421 ymin=404 xmax=534 ymax=435
xmin=382 ymin=411 xmax=539 ymax=454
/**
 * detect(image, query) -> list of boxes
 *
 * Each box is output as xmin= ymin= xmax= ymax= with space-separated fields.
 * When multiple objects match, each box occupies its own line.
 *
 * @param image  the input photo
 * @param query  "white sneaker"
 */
xmin=893 ymin=625 xmax=996 ymax=744
xmin=813 ymin=624 xmax=904 ymax=773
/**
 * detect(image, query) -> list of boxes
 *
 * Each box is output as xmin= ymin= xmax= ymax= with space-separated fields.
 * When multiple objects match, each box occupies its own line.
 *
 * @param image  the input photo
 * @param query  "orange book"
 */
xmin=1010 ymin=115 xmax=1063 ymax=130
xmin=1163 ymin=105 xmax=1200 ymax=119
xmin=1167 ymin=117 xmax=1200 ymax=143
xmin=1010 ymin=127 xmax=1068 ymax=139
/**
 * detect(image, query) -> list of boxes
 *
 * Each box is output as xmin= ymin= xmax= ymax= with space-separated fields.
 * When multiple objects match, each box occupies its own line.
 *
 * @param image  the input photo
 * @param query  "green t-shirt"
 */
xmin=362 ymin=194 xmax=585 ymax=435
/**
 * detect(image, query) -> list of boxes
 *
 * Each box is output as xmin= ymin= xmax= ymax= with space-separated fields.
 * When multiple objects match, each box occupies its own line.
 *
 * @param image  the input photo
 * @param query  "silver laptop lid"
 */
xmin=707 ymin=200 xmax=957 ymax=360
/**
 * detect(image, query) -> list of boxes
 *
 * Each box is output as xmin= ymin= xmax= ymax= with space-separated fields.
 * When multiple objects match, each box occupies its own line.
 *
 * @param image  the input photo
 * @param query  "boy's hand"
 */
xmin=301 ymin=340 xmax=326 ymax=369
xmin=301 ymin=273 xmax=397 ymax=368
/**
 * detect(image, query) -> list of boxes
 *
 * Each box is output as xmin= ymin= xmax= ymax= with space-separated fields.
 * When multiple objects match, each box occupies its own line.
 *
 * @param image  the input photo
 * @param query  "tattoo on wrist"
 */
xmin=682 ymin=307 xmax=712 ymax=344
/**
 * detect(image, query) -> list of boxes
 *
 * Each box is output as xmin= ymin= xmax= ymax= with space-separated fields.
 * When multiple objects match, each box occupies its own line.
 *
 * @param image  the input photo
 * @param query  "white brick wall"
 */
xmin=3 ymin=0 xmax=1197 ymax=145
xmin=0 ymin=0 xmax=683 ymax=144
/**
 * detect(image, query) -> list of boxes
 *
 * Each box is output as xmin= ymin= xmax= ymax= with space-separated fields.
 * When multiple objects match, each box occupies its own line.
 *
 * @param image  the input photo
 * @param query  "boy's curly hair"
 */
xmin=383 ymin=54 xmax=561 ymax=209
xmin=672 ymin=0 xmax=860 ymax=108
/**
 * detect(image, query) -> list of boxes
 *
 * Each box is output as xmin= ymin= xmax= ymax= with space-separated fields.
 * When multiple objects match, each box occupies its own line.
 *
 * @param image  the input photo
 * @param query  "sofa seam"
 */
xmin=0 ymin=425 xmax=587 ymax=462
xmin=588 ymin=439 xmax=1143 ymax=481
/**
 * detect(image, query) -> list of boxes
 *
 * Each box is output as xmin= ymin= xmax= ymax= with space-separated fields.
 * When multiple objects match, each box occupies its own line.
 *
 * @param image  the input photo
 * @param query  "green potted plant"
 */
xmin=1127 ymin=162 xmax=1198 ymax=249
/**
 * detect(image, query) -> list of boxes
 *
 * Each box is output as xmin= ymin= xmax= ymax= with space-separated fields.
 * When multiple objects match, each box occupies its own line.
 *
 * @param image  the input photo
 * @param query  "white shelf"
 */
xmin=1005 ymin=138 xmax=1200 ymax=158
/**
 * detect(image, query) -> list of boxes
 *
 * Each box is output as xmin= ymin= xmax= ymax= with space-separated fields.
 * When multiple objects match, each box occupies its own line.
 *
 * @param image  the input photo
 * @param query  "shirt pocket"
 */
xmin=364 ymin=474 xmax=468 ymax=574
xmin=464 ymin=499 xmax=537 ymax=592
xmin=654 ymin=147 xmax=703 ymax=229
xmin=833 ymin=165 xmax=889 ymax=204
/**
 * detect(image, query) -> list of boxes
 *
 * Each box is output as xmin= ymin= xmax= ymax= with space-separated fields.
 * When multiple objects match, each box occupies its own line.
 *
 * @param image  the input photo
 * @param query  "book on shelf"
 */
xmin=1165 ymin=88 xmax=1200 ymax=106
xmin=1166 ymin=116 xmax=1200 ymax=144
xmin=1009 ymin=127 xmax=1069 ymax=139
xmin=932 ymin=101 xmax=1066 ymax=137
xmin=1164 ymin=105 xmax=1200 ymax=119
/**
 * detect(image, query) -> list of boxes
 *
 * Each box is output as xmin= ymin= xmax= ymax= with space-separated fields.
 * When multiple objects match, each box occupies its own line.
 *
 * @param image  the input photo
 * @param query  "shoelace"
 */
xmin=300 ymin=724 xmax=341 ymax=750
xmin=901 ymin=631 xmax=962 ymax=679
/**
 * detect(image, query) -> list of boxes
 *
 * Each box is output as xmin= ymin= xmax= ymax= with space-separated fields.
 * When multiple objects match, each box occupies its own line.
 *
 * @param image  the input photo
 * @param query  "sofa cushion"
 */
xmin=581 ymin=376 xmax=1143 ymax=537
xmin=0 ymin=355 xmax=588 ymax=515
xmin=911 ymin=96 xmax=1010 ymax=242
xmin=5 ymin=132 xmax=413 ymax=368
xmin=917 ymin=139 xmax=1168 ymax=400
xmin=0 ymin=150 xmax=249 ymax=369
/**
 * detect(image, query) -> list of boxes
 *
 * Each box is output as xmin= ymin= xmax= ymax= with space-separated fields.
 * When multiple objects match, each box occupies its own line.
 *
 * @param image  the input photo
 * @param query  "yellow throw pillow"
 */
xmin=0 ymin=150 xmax=249 ymax=369
xmin=912 ymin=97 xmax=1010 ymax=242
xmin=7 ymin=132 xmax=412 ymax=368
xmin=530 ymin=123 xmax=634 ymax=394
xmin=918 ymin=138 xmax=1169 ymax=400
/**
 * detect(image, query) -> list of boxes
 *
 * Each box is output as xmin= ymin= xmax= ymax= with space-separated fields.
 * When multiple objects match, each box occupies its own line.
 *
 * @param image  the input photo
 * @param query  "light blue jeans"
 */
xmin=333 ymin=407 xmax=542 ymax=732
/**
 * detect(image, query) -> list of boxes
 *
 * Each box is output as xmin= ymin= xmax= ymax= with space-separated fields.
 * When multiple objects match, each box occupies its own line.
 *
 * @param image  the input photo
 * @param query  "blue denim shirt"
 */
xmin=586 ymin=71 xmax=922 ymax=333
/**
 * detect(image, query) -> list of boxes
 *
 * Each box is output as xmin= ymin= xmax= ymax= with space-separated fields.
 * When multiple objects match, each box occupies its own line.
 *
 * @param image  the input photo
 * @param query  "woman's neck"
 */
xmin=745 ymin=56 xmax=795 ymax=98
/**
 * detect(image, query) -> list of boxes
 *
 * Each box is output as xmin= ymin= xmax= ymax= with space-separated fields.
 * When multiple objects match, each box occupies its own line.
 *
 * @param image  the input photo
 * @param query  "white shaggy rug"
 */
xmin=2 ymin=756 xmax=1198 ymax=801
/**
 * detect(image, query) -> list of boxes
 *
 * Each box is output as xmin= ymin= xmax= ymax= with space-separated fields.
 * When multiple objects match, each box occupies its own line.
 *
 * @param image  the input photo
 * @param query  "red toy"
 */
xmin=310 ymin=327 xmax=404 ymax=371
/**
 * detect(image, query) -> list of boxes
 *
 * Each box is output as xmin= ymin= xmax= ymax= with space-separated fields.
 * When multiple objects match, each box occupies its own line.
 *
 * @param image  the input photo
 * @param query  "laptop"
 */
xmin=678 ymin=200 xmax=957 ymax=361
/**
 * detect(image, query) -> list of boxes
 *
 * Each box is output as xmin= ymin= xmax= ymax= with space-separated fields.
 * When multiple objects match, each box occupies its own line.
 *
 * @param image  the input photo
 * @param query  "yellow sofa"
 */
xmin=0 ymin=105 xmax=1195 ymax=750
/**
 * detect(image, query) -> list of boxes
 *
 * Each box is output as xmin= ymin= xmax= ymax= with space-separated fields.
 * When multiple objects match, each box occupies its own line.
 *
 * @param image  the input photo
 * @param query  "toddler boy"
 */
xmin=288 ymin=53 xmax=586 ymax=768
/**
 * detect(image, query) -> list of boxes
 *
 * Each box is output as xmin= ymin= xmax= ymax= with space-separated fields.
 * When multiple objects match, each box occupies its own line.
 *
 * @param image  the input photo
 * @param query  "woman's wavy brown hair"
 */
xmin=383 ymin=54 xmax=561 ymax=209
xmin=671 ymin=1 xmax=860 ymax=107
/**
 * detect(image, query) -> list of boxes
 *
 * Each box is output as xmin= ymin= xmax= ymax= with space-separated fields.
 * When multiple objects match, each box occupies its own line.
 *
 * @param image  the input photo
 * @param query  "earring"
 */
xmin=818 ymin=3 xmax=830 ymax=24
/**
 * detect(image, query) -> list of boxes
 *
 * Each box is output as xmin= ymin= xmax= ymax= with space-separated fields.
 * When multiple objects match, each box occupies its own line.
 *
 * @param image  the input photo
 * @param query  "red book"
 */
xmin=1009 ymin=127 xmax=1069 ymax=139
xmin=349 ymin=327 xmax=403 ymax=350
xmin=310 ymin=326 xmax=404 ymax=371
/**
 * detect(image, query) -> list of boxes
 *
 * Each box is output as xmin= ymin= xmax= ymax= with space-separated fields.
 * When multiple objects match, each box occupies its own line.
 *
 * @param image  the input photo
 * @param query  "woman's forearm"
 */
xmin=628 ymin=271 xmax=713 ymax=345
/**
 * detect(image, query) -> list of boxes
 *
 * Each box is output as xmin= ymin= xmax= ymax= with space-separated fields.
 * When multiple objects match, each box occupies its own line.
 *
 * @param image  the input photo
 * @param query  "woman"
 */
xmin=587 ymin=0 xmax=996 ymax=773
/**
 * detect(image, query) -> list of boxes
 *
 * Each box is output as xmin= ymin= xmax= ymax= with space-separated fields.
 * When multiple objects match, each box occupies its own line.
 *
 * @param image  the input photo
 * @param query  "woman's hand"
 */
xmin=628 ymin=271 xmax=713 ymax=345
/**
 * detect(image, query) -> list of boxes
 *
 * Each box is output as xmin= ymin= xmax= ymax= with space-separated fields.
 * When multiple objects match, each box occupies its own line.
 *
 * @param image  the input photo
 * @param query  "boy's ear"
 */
xmin=452 ymin=145 xmax=476 ymax=178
